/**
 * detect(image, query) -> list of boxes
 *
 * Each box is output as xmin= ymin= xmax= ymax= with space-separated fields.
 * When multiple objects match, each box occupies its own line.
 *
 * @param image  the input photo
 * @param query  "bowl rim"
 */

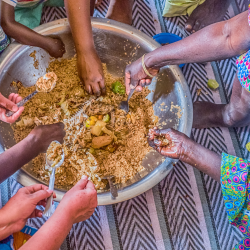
xmin=1 ymin=18 xmax=193 ymax=205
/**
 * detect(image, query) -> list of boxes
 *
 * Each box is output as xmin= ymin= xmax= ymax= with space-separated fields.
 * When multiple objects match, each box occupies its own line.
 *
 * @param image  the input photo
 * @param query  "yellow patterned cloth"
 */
xmin=162 ymin=0 xmax=205 ymax=17
xmin=221 ymin=153 xmax=250 ymax=250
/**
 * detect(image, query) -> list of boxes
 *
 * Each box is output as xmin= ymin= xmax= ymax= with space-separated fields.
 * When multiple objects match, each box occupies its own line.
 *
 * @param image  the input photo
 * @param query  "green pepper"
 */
xmin=207 ymin=79 xmax=219 ymax=90
xmin=103 ymin=114 xmax=110 ymax=123
xmin=89 ymin=147 xmax=95 ymax=155
xmin=111 ymin=81 xmax=125 ymax=95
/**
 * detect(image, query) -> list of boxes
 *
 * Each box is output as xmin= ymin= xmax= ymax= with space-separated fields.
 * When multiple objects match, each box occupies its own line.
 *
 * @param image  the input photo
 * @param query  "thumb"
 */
xmin=74 ymin=176 xmax=89 ymax=190
xmin=0 ymin=94 xmax=18 ymax=112
xmin=31 ymin=190 xmax=53 ymax=203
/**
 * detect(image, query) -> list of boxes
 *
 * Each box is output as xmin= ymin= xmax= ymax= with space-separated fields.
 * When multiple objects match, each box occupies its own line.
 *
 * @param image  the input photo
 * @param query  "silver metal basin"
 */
xmin=0 ymin=18 xmax=193 ymax=205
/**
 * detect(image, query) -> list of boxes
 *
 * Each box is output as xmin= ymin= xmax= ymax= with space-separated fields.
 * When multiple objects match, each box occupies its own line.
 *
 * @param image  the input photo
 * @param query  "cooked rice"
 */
xmin=12 ymin=56 xmax=156 ymax=190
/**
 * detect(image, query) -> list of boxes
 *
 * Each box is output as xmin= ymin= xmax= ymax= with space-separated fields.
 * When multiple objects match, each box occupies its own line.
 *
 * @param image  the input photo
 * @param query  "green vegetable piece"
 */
xmin=103 ymin=114 xmax=110 ymax=123
xmin=246 ymin=142 xmax=250 ymax=152
xmin=111 ymin=81 xmax=125 ymax=94
xmin=207 ymin=79 xmax=219 ymax=90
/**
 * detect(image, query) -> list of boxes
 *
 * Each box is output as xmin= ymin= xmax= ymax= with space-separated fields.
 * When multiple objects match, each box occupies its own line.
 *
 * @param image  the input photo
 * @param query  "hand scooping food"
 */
xmin=5 ymin=72 xmax=57 ymax=117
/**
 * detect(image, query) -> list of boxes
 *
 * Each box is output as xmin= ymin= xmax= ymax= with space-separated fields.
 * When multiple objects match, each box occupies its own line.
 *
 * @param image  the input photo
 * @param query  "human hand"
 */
xmin=57 ymin=176 xmax=97 ymax=224
xmin=0 ymin=93 xmax=24 ymax=123
xmin=28 ymin=122 xmax=66 ymax=152
xmin=45 ymin=37 xmax=65 ymax=58
xmin=77 ymin=49 xmax=105 ymax=96
xmin=125 ymin=54 xmax=159 ymax=95
xmin=1 ymin=184 xmax=55 ymax=234
xmin=148 ymin=127 xmax=190 ymax=159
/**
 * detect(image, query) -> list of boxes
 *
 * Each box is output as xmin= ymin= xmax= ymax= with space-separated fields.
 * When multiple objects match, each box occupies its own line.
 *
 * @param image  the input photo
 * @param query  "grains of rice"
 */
xmin=12 ymin=56 xmax=156 ymax=190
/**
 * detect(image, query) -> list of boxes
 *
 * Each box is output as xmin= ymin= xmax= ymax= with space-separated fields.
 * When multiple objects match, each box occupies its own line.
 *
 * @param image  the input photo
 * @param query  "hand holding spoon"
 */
xmin=5 ymin=72 xmax=57 ymax=117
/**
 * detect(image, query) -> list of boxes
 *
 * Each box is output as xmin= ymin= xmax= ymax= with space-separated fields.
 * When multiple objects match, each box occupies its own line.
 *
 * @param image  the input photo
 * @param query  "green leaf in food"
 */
xmin=103 ymin=114 xmax=110 ymax=123
xmin=111 ymin=81 xmax=125 ymax=95
xmin=207 ymin=79 xmax=219 ymax=90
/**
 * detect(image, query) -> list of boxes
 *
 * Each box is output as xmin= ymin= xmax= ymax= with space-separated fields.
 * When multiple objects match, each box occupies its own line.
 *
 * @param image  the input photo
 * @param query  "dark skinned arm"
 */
xmin=64 ymin=0 xmax=106 ymax=96
xmin=125 ymin=11 xmax=250 ymax=92
xmin=1 ymin=2 xmax=65 ymax=58
xmin=0 ymin=123 xmax=65 ymax=184
xmin=148 ymin=128 xmax=221 ymax=182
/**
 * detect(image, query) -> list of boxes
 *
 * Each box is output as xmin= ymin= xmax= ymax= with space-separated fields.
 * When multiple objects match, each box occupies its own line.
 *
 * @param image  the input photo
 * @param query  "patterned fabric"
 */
xmin=0 ymin=27 xmax=10 ymax=55
xmin=236 ymin=5 xmax=250 ymax=92
xmin=2 ymin=0 xmax=46 ymax=8
xmin=221 ymin=152 xmax=250 ymax=249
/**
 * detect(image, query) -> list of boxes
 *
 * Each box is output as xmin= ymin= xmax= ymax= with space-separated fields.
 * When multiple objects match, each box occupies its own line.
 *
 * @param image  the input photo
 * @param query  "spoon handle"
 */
xmin=5 ymin=90 xmax=38 ymax=117
xmin=109 ymin=178 xmax=118 ymax=199
xmin=127 ymin=88 xmax=135 ymax=101
xmin=43 ymin=168 xmax=56 ymax=216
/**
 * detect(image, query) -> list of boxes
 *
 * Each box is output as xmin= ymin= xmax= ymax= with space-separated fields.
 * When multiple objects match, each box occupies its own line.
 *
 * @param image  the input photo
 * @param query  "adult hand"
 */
xmin=58 ymin=176 xmax=97 ymax=224
xmin=77 ymin=49 xmax=105 ymax=96
xmin=46 ymin=37 xmax=65 ymax=58
xmin=148 ymin=127 xmax=189 ymax=159
xmin=0 ymin=93 xmax=24 ymax=123
xmin=28 ymin=122 xmax=66 ymax=152
xmin=125 ymin=55 xmax=159 ymax=95
xmin=1 ymin=184 xmax=55 ymax=234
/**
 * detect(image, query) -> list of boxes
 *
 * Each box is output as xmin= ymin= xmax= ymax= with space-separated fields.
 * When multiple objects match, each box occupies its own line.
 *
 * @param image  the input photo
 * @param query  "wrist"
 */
xmin=144 ymin=53 xmax=160 ymax=71
xmin=55 ymin=202 xmax=74 ymax=225
xmin=25 ymin=132 xmax=43 ymax=153
xmin=0 ymin=208 xmax=15 ymax=239
xmin=76 ymin=45 xmax=96 ymax=57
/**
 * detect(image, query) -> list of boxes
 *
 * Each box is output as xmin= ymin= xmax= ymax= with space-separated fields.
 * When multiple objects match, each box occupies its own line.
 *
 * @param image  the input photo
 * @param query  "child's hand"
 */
xmin=28 ymin=123 xmax=66 ymax=152
xmin=57 ymin=176 xmax=97 ymax=224
xmin=1 ymin=184 xmax=55 ymax=234
xmin=0 ymin=93 xmax=24 ymax=123
xmin=77 ymin=49 xmax=106 ymax=96
xmin=46 ymin=37 xmax=65 ymax=58
xmin=148 ymin=127 xmax=189 ymax=159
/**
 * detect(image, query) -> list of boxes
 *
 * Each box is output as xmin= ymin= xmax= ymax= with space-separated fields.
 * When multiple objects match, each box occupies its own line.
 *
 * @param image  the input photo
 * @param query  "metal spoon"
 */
xmin=43 ymin=141 xmax=64 ymax=217
xmin=119 ymin=88 xmax=135 ymax=113
xmin=5 ymin=72 xmax=57 ymax=117
xmin=102 ymin=175 xmax=118 ymax=199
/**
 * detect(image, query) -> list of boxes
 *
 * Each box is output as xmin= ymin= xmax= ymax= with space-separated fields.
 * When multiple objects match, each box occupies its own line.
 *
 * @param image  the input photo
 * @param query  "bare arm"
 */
xmin=64 ymin=0 xmax=105 ymax=96
xmin=146 ymin=11 xmax=250 ymax=68
xmin=0 ymin=123 xmax=65 ymax=184
xmin=148 ymin=129 xmax=222 ymax=182
xmin=125 ymin=11 xmax=250 ymax=91
xmin=1 ymin=2 xmax=65 ymax=58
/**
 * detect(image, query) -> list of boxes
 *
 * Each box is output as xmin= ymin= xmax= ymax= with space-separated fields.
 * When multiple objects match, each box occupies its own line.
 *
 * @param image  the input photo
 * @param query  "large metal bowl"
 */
xmin=0 ymin=18 xmax=193 ymax=205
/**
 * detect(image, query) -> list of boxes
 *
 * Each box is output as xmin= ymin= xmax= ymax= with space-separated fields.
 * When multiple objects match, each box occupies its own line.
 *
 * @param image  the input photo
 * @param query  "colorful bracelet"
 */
xmin=142 ymin=54 xmax=154 ymax=78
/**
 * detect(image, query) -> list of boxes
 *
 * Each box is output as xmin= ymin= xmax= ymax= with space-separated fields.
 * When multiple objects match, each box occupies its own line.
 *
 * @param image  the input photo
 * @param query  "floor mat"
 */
xmin=1 ymin=0 xmax=248 ymax=249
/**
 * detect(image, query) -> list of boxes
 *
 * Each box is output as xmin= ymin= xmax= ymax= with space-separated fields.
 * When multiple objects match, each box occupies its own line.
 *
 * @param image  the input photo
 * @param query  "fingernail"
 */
xmin=82 ymin=175 xmax=88 ymax=180
xmin=47 ymin=190 xmax=53 ymax=194
xmin=38 ymin=212 xmax=43 ymax=217
xmin=12 ymin=105 xmax=18 ymax=112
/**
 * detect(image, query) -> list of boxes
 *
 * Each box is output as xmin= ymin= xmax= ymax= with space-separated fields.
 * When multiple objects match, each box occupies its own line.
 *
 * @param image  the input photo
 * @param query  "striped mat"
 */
xmin=1 ymin=0 xmax=249 ymax=249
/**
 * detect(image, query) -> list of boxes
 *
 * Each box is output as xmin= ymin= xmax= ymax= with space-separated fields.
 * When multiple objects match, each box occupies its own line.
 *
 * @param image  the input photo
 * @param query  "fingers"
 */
xmin=26 ymin=184 xmax=49 ymax=193
xmin=85 ymin=180 xmax=96 ymax=190
xmin=99 ymin=78 xmax=106 ymax=95
xmin=74 ymin=176 xmax=89 ymax=190
xmin=31 ymin=189 xmax=53 ymax=204
xmin=29 ymin=209 xmax=43 ymax=218
xmin=1 ymin=106 xmax=24 ymax=124
xmin=125 ymin=72 xmax=131 ymax=95
xmin=0 ymin=93 xmax=18 ymax=112
xmin=8 ymin=93 xmax=22 ymax=104
xmin=185 ymin=17 xmax=196 ymax=32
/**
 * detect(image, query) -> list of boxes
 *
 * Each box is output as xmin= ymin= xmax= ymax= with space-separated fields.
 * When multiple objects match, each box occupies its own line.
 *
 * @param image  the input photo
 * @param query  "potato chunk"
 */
xmin=92 ymin=135 xmax=113 ymax=149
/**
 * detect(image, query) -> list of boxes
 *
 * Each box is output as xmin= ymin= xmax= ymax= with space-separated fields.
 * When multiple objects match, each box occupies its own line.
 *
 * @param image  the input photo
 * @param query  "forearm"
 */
xmin=0 ymin=208 xmax=14 ymax=240
xmin=1 ymin=2 xmax=51 ymax=50
xmin=181 ymin=141 xmax=222 ymax=182
xmin=146 ymin=11 xmax=250 ymax=69
xmin=65 ymin=0 xmax=95 ymax=54
xmin=0 ymin=134 xmax=41 ymax=183
xmin=20 ymin=208 xmax=72 ymax=250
